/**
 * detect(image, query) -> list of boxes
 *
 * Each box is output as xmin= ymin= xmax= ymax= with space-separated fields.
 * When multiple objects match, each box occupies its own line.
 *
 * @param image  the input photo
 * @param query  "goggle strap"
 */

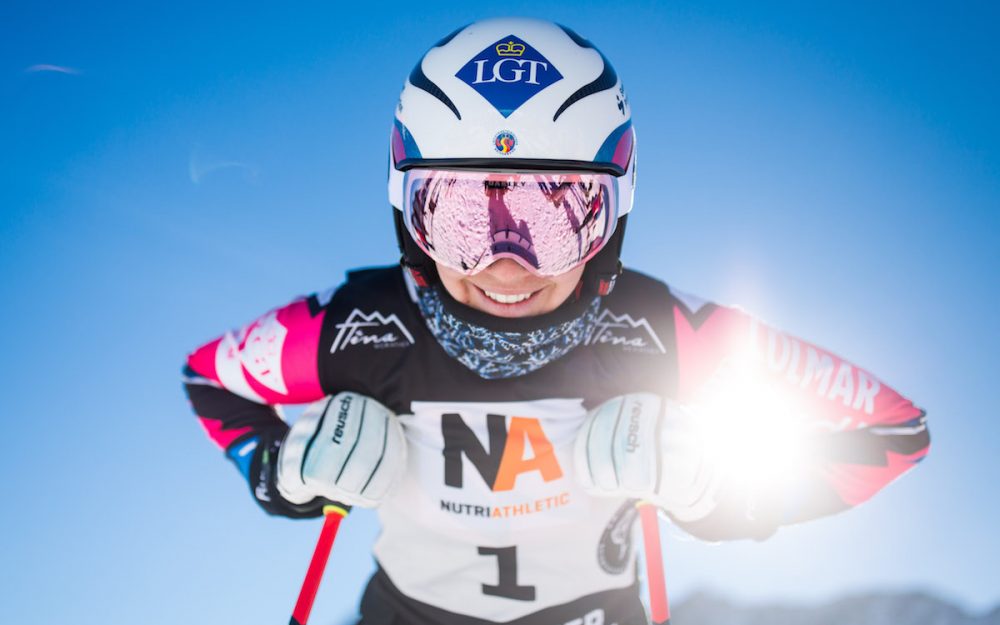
xmin=402 ymin=257 xmax=431 ymax=288
xmin=584 ymin=215 xmax=628 ymax=297
xmin=598 ymin=272 xmax=619 ymax=296
xmin=393 ymin=208 xmax=439 ymax=287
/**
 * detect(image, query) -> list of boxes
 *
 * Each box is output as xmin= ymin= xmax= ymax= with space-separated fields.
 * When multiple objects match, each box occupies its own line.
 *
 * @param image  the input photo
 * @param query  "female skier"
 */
xmin=183 ymin=17 xmax=929 ymax=625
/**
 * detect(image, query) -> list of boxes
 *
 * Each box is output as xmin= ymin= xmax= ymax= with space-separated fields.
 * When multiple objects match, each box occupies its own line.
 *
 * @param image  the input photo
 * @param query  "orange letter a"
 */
xmin=492 ymin=417 xmax=563 ymax=491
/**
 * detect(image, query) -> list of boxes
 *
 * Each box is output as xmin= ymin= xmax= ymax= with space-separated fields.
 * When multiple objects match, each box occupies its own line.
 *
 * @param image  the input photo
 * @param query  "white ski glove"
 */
xmin=575 ymin=393 xmax=722 ymax=523
xmin=277 ymin=392 xmax=406 ymax=509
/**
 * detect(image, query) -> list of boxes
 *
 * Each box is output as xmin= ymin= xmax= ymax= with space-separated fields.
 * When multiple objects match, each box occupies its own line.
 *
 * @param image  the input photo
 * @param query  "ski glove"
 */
xmin=277 ymin=392 xmax=407 ymax=509
xmin=574 ymin=393 xmax=722 ymax=523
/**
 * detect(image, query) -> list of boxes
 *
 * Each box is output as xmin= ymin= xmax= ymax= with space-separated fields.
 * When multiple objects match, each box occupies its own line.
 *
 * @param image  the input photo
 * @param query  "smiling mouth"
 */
xmin=481 ymin=289 xmax=536 ymax=305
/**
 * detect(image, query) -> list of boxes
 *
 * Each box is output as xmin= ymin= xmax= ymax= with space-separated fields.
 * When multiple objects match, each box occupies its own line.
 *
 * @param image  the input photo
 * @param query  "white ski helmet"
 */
xmin=389 ymin=17 xmax=636 ymax=295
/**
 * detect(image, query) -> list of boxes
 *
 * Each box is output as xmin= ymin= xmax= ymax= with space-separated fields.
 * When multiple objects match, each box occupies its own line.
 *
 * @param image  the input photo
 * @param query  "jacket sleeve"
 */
xmin=665 ymin=290 xmax=930 ymax=541
xmin=182 ymin=292 xmax=332 ymax=518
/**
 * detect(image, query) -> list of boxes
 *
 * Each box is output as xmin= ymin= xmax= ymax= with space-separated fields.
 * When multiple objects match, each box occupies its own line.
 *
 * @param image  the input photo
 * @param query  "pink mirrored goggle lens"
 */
xmin=402 ymin=170 xmax=619 ymax=277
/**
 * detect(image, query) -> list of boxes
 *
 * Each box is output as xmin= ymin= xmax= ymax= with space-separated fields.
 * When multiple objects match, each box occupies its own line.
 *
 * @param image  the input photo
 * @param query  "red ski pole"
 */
xmin=637 ymin=501 xmax=670 ymax=624
xmin=289 ymin=504 xmax=351 ymax=625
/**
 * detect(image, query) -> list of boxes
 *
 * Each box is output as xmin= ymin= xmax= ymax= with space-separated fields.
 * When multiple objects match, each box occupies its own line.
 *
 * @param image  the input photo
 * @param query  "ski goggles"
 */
xmin=401 ymin=169 xmax=621 ymax=277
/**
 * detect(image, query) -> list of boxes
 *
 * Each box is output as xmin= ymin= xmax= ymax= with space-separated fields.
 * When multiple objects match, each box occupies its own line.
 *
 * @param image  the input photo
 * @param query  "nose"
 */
xmin=481 ymin=258 xmax=536 ymax=281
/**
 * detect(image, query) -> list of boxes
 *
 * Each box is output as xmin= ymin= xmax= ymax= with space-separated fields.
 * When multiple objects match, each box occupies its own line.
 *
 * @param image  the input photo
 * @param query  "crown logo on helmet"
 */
xmin=495 ymin=40 xmax=526 ymax=57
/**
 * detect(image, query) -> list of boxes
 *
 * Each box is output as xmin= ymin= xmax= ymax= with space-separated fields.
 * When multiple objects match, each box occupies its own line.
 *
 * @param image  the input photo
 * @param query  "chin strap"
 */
xmin=393 ymin=207 xmax=628 ymax=297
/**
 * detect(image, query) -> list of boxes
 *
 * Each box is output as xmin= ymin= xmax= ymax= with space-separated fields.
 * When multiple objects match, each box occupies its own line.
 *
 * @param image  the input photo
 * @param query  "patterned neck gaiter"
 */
xmin=415 ymin=287 xmax=601 ymax=380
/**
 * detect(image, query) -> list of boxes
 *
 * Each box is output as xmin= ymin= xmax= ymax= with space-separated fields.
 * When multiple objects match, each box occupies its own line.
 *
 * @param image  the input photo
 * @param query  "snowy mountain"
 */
xmin=672 ymin=591 xmax=1000 ymax=625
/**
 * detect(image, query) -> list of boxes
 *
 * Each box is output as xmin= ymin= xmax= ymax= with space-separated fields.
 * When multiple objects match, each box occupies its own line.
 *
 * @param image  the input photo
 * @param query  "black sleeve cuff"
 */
xmin=249 ymin=436 xmax=329 ymax=519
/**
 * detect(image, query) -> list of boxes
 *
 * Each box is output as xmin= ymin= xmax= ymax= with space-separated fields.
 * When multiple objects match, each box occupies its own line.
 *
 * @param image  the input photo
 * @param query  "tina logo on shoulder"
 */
xmin=330 ymin=308 xmax=415 ymax=354
xmin=456 ymin=35 xmax=563 ymax=117
xmin=586 ymin=309 xmax=667 ymax=354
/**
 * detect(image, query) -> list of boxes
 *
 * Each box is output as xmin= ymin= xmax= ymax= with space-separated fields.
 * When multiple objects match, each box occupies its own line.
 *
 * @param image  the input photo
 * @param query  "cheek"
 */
xmin=539 ymin=266 xmax=587 ymax=310
xmin=436 ymin=266 xmax=472 ymax=304
xmin=554 ymin=266 xmax=587 ymax=295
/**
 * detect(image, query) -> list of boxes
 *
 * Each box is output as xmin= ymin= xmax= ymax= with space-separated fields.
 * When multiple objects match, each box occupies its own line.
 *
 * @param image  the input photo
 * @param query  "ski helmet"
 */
xmin=389 ymin=17 xmax=636 ymax=295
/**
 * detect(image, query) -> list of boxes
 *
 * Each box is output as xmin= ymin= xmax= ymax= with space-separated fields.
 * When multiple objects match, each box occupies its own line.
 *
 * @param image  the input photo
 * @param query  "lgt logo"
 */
xmin=456 ymin=35 xmax=563 ymax=117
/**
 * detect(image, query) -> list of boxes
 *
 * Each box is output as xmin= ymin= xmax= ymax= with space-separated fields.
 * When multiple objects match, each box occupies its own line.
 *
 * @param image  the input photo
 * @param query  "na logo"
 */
xmin=442 ymin=413 xmax=562 ymax=491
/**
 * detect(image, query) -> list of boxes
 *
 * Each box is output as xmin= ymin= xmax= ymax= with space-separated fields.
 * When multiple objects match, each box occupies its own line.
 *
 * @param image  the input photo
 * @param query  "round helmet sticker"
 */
xmin=494 ymin=130 xmax=517 ymax=155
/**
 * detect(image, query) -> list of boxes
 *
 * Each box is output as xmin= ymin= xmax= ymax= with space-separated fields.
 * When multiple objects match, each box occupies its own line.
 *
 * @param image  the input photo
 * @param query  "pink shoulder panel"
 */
xmin=672 ymin=304 xmax=922 ymax=430
xmin=187 ymin=298 xmax=326 ymax=405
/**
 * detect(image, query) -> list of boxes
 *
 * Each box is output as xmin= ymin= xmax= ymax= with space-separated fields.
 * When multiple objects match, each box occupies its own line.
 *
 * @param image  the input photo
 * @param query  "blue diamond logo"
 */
xmin=456 ymin=35 xmax=563 ymax=118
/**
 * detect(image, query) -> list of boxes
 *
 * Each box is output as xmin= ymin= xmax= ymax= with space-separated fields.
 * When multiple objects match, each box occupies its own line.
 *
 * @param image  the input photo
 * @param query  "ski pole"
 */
xmin=289 ymin=503 xmax=351 ymax=625
xmin=637 ymin=500 xmax=670 ymax=624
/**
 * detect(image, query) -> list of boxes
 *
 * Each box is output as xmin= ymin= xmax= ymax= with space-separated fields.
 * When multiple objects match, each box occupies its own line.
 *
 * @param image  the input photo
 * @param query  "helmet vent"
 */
xmin=552 ymin=24 xmax=619 ymax=122
xmin=552 ymin=58 xmax=617 ymax=122
xmin=409 ymin=62 xmax=462 ymax=120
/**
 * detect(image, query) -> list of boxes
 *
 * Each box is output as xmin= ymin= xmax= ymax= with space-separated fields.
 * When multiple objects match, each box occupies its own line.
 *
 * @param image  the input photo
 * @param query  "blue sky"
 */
xmin=1 ymin=1 xmax=998 ymax=623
